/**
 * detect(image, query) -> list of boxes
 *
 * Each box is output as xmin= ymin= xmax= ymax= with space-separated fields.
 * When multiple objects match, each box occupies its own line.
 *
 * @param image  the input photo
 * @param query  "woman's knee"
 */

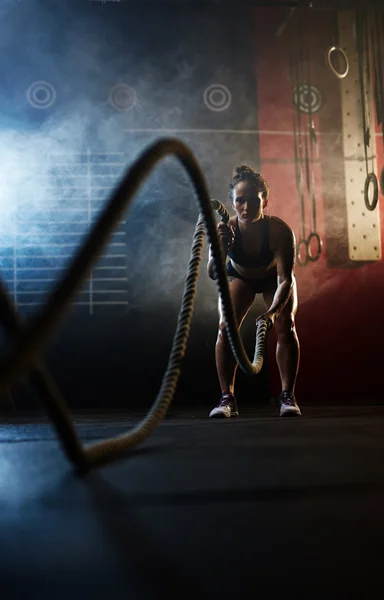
xmin=275 ymin=312 xmax=295 ymax=338
xmin=216 ymin=320 xmax=224 ymax=341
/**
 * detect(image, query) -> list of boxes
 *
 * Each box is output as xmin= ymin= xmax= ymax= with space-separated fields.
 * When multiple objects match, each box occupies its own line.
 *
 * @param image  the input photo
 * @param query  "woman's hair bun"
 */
xmin=228 ymin=165 xmax=270 ymax=200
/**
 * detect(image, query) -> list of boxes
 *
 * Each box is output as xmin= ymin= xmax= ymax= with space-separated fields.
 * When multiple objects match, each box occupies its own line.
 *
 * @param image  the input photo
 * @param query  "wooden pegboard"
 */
xmin=338 ymin=11 xmax=381 ymax=261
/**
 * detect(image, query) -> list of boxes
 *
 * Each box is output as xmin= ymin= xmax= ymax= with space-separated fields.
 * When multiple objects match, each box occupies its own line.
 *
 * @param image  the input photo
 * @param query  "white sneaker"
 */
xmin=279 ymin=391 xmax=301 ymax=417
xmin=209 ymin=394 xmax=239 ymax=418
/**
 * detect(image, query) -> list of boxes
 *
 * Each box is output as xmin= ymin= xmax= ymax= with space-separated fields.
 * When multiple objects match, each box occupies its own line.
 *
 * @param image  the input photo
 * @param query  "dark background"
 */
xmin=0 ymin=0 xmax=269 ymax=410
xmin=1 ymin=0 xmax=383 ymax=411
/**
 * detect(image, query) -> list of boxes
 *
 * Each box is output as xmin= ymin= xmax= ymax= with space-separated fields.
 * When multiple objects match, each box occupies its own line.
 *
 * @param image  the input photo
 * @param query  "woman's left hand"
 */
xmin=256 ymin=312 xmax=276 ymax=330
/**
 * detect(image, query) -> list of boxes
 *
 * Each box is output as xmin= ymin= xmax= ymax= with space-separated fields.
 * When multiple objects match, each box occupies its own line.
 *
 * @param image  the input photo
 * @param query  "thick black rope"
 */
xmin=0 ymin=280 xmax=85 ymax=467
xmin=0 ymin=138 xmax=269 ymax=470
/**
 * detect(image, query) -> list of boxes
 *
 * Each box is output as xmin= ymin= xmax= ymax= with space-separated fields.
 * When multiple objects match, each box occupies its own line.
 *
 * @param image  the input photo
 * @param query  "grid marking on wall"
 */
xmin=0 ymin=151 xmax=129 ymax=315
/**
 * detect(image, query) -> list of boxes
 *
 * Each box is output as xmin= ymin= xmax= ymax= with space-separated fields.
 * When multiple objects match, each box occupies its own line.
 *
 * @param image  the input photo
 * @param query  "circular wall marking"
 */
xmin=293 ymin=84 xmax=322 ymax=114
xmin=109 ymin=84 xmax=137 ymax=112
xmin=203 ymin=84 xmax=232 ymax=112
xmin=27 ymin=81 xmax=57 ymax=109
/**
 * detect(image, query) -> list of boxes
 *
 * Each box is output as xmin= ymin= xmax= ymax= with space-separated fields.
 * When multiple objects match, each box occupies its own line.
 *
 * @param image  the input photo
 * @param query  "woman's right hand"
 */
xmin=217 ymin=221 xmax=235 ymax=252
xmin=207 ymin=221 xmax=234 ymax=280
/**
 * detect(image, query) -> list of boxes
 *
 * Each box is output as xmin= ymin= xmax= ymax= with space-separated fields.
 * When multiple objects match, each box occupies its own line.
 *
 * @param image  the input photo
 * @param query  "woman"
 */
xmin=207 ymin=165 xmax=301 ymax=418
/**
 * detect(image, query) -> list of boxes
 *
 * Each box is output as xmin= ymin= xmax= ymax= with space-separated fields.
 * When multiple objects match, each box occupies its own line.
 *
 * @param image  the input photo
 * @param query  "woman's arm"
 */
xmin=207 ymin=245 xmax=216 ymax=280
xmin=262 ymin=222 xmax=296 ymax=320
xmin=207 ymin=221 xmax=234 ymax=280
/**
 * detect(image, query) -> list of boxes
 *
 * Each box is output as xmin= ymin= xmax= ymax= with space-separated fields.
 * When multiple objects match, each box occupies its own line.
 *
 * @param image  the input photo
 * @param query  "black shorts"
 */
xmin=226 ymin=261 xmax=277 ymax=294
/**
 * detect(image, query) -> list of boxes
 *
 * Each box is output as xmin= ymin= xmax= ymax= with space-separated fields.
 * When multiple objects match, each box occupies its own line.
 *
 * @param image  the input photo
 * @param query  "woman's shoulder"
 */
xmin=269 ymin=216 xmax=295 ymax=249
xmin=269 ymin=215 xmax=293 ymax=234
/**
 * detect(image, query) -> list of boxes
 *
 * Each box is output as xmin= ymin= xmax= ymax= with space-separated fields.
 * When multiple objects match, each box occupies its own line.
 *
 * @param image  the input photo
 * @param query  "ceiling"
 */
xmin=87 ymin=0 xmax=384 ymax=9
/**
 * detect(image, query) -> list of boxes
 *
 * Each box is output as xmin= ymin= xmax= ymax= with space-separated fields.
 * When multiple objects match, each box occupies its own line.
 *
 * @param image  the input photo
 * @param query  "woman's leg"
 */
xmin=263 ymin=276 xmax=301 ymax=415
xmin=216 ymin=278 xmax=256 ymax=395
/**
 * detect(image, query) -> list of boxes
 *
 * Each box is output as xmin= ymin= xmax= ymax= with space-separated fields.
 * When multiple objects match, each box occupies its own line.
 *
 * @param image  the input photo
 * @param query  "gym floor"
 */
xmin=1 ymin=406 xmax=384 ymax=597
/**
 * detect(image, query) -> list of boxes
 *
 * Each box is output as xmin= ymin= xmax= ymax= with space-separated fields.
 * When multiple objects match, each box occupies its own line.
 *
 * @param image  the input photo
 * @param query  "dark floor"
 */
xmin=1 ymin=406 xmax=384 ymax=597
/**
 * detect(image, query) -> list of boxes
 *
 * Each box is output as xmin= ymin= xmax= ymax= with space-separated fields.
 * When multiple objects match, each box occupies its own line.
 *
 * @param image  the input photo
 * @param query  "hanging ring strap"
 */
xmin=295 ymin=14 xmax=307 ymax=246
xmin=356 ymin=12 xmax=371 ymax=178
xmin=293 ymin=116 xmax=306 ymax=240
xmin=365 ymin=13 xmax=376 ymax=176
xmin=372 ymin=13 xmax=384 ymax=149
xmin=327 ymin=46 xmax=349 ymax=79
xmin=304 ymin=14 xmax=323 ymax=262
xmin=357 ymin=12 xmax=379 ymax=212
xmin=327 ymin=10 xmax=349 ymax=80
xmin=372 ymin=14 xmax=383 ymax=128
xmin=380 ymin=166 xmax=384 ymax=196
xmin=290 ymin=38 xmax=306 ymax=245
xmin=379 ymin=15 xmax=384 ymax=147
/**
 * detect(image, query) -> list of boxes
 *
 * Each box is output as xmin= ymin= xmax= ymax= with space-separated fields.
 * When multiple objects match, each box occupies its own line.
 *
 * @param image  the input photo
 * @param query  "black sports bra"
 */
xmin=227 ymin=217 xmax=275 ymax=268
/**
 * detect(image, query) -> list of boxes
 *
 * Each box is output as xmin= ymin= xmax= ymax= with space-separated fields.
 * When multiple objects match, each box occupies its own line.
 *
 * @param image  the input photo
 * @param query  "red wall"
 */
xmin=254 ymin=8 xmax=384 ymax=405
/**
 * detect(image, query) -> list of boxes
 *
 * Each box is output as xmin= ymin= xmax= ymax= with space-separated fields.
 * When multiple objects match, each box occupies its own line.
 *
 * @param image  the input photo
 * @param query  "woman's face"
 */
xmin=232 ymin=180 xmax=267 ymax=223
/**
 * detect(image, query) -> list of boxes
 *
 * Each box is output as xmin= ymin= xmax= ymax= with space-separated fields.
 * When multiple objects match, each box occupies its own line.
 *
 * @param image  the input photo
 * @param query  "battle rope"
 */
xmin=211 ymin=197 xmax=269 ymax=376
xmin=0 ymin=138 xmax=269 ymax=470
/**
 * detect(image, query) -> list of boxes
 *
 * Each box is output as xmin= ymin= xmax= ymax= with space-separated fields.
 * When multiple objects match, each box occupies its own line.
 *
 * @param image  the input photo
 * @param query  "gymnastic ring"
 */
xmin=327 ymin=46 xmax=349 ymax=79
xmin=296 ymin=238 xmax=309 ymax=267
xmin=380 ymin=166 xmax=384 ymax=197
xmin=307 ymin=231 xmax=323 ymax=262
xmin=364 ymin=172 xmax=379 ymax=211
